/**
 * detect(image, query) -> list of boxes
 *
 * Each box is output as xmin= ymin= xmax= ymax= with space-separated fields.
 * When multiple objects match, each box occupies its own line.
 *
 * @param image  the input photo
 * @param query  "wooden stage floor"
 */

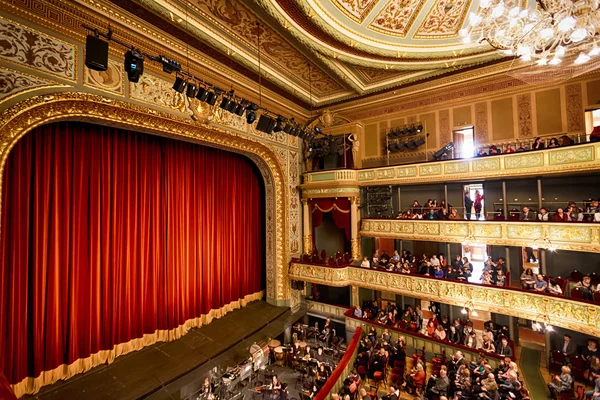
xmin=23 ymin=300 xmax=304 ymax=400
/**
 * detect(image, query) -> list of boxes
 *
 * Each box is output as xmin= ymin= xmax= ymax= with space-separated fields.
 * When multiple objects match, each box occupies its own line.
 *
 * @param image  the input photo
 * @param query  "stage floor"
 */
xmin=23 ymin=301 xmax=304 ymax=400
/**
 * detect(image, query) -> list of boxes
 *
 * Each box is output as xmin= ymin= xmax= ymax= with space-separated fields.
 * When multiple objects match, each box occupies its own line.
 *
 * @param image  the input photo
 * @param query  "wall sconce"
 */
xmin=461 ymin=301 xmax=479 ymax=317
xmin=532 ymin=237 xmax=556 ymax=252
xmin=533 ymin=314 xmax=553 ymax=332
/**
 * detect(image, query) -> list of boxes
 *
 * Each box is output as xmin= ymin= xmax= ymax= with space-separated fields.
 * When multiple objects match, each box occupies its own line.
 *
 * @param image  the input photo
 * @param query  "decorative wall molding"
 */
xmin=0 ymin=68 xmax=64 ymax=102
xmin=302 ymin=143 xmax=600 ymax=188
xmin=0 ymin=16 xmax=76 ymax=81
xmin=360 ymin=219 xmax=600 ymax=253
xmin=566 ymin=83 xmax=584 ymax=133
xmin=517 ymin=93 xmax=533 ymax=137
xmin=289 ymin=263 xmax=600 ymax=336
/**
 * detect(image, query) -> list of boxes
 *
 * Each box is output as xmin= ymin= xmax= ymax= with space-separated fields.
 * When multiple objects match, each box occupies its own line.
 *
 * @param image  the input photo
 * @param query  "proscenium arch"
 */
xmin=0 ymin=91 xmax=290 ymax=305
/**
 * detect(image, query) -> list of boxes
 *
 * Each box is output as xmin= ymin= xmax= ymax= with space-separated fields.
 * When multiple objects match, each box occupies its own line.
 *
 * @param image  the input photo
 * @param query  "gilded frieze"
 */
xmin=444 ymin=161 xmax=468 ymax=174
xmin=0 ymin=16 xmax=76 ymax=81
xmin=361 ymin=219 xmax=600 ymax=253
xmin=549 ymin=146 xmax=595 ymax=165
xmin=565 ymin=83 xmax=584 ymax=132
xmin=504 ymin=152 xmax=544 ymax=169
xmin=471 ymin=157 xmax=501 ymax=172
xmin=129 ymin=74 xmax=188 ymax=113
xmin=517 ymin=93 xmax=533 ymax=137
xmin=84 ymin=59 xmax=124 ymax=96
xmin=0 ymin=68 xmax=61 ymax=102
xmin=291 ymin=263 xmax=600 ymax=336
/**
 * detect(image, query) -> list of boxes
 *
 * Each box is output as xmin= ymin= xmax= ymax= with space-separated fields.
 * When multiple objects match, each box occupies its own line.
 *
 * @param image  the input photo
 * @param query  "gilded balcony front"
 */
xmin=302 ymin=142 xmax=600 ymax=189
xmin=289 ymin=263 xmax=600 ymax=337
xmin=361 ymin=219 xmax=600 ymax=253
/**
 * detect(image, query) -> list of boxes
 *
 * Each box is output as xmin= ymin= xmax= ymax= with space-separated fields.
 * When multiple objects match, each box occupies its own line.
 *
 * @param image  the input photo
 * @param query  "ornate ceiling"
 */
xmin=109 ymin=0 xmax=534 ymax=107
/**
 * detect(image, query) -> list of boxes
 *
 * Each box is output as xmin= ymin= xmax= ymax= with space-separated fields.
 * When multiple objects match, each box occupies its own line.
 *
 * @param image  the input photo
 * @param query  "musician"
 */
xmin=197 ymin=377 xmax=212 ymax=399
xmin=303 ymin=345 xmax=312 ymax=360
xmin=314 ymin=346 xmax=325 ymax=364
xmin=316 ymin=364 xmax=329 ymax=386
xmin=321 ymin=318 xmax=332 ymax=343
xmin=270 ymin=375 xmax=282 ymax=400
xmin=379 ymin=384 xmax=399 ymax=400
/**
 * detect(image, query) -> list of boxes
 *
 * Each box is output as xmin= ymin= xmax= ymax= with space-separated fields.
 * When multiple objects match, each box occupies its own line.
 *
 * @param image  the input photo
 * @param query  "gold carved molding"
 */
xmin=350 ymin=237 xmax=361 ymax=261
xmin=290 ymin=263 xmax=600 ymax=336
xmin=361 ymin=219 xmax=600 ymax=253
xmin=0 ymin=92 xmax=290 ymax=303
xmin=303 ymin=234 xmax=313 ymax=255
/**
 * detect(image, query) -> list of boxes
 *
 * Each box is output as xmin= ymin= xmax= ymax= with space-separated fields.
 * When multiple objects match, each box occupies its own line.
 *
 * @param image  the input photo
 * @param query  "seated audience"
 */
xmin=547 ymin=366 xmax=573 ymax=394
xmin=537 ymin=207 xmax=549 ymax=221
xmin=533 ymin=274 xmax=548 ymax=292
xmin=520 ymin=268 xmax=536 ymax=290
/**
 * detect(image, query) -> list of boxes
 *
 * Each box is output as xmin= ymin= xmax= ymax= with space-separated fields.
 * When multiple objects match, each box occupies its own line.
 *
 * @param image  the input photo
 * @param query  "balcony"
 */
xmin=361 ymin=219 xmax=600 ymax=253
xmin=289 ymin=263 xmax=600 ymax=337
xmin=302 ymin=142 xmax=600 ymax=190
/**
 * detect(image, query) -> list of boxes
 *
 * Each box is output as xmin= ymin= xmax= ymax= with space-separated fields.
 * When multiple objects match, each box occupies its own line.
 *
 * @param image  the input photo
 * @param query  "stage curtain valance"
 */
xmin=0 ymin=122 xmax=264 ymax=396
xmin=310 ymin=198 xmax=351 ymax=241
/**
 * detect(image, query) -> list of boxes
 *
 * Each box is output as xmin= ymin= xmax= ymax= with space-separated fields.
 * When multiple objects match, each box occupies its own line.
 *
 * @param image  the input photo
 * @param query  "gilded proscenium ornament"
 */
xmin=303 ymin=234 xmax=313 ymax=255
xmin=0 ymin=92 xmax=289 ymax=302
xmin=350 ymin=238 xmax=361 ymax=260
xmin=360 ymin=219 xmax=600 ymax=253
xmin=302 ymin=142 xmax=600 ymax=188
xmin=289 ymin=262 xmax=600 ymax=337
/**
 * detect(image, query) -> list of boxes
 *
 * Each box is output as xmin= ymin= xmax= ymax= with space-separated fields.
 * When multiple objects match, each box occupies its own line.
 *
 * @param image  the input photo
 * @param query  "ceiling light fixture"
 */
xmin=460 ymin=0 xmax=600 ymax=65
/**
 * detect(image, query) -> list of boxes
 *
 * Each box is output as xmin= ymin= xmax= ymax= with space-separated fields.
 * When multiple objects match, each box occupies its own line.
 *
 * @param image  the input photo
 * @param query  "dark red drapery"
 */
xmin=310 ymin=198 xmax=351 ymax=241
xmin=0 ymin=122 xmax=264 ymax=389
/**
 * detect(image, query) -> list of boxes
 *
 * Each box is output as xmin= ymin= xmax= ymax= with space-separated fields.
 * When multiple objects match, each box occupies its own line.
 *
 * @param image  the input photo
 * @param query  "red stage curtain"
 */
xmin=310 ymin=198 xmax=351 ymax=241
xmin=0 ymin=122 xmax=264 ymax=388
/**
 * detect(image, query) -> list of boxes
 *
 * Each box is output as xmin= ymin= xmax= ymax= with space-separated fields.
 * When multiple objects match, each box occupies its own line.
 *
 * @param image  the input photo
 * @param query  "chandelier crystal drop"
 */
xmin=460 ymin=0 xmax=600 ymax=65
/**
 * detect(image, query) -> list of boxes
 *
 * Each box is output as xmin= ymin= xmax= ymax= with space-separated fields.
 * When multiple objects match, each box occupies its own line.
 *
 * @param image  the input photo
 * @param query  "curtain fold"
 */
xmin=310 ymin=198 xmax=351 ymax=242
xmin=0 ymin=122 xmax=264 ymax=393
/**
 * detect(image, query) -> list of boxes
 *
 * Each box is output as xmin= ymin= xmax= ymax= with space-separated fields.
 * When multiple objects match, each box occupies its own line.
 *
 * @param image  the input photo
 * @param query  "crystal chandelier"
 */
xmin=460 ymin=0 xmax=600 ymax=65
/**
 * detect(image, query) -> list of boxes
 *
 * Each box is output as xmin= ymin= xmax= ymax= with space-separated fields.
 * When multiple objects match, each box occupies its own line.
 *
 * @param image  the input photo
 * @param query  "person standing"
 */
xmin=464 ymin=192 xmax=474 ymax=220
xmin=474 ymin=190 xmax=484 ymax=220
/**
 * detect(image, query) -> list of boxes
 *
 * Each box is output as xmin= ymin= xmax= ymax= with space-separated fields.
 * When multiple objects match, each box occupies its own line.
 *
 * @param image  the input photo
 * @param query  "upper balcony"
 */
xmin=301 ymin=141 xmax=600 ymax=195
xmin=288 ymin=262 xmax=600 ymax=337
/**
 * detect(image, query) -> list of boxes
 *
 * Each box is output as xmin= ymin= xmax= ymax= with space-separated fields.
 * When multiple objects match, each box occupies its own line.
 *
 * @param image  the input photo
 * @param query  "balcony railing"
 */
xmin=289 ymin=263 xmax=600 ymax=337
xmin=360 ymin=218 xmax=600 ymax=253
xmin=302 ymin=141 xmax=600 ymax=187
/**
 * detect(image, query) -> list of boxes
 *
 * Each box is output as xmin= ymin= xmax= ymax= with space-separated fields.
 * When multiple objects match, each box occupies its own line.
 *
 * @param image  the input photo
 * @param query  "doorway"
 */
xmin=453 ymin=127 xmax=475 ymax=159
xmin=463 ymin=183 xmax=485 ymax=220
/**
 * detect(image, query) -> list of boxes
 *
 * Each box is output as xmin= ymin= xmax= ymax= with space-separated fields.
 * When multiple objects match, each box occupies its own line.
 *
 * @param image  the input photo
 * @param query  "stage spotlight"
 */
xmin=172 ymin=76 xmax=187 ymax=93
xmin=433 ymin=141 xmax=454 ymax=160
xmin=314 ymin=127 xmax=323 ymax=135
xmin=402 ymin=127 xmax=410 ymax=135
xmin=414 ymin=136 xmax=426 ymax=147
xmin=245 ymin=103 xmax=258 ymax=124
xmin=196 ymin=86 xmax=209 ymax=102
xmin=226 ymin=99 xmax=238 ymax=113
xmin=85 ymin=35 xmax=109 ymax=71
xmin=124 ymin=50 xmax=144 ymax=83
xmin=273 ymin=117 xmax=284 ymax=133
xmin=409 ymin=125 xmax=418 ymax=134
xmin=396 ymin=142 xmax=406 ymax=151
xmin=388 ymin=144 xmax=396 ymax=153
xmin=186 ymin=82 xmax=198 ymax=98
xmin=205 ymin=91 xmax=217 ymax=105
xmin=256 ymin=114 xmax=276 ymax=134
xmin=220 ymin=96 xmax=232 ymax=110
xmin=416 ymin=123 xmax=423 ymax=132
xmin=233 ymin=103 xmax=245 ymax=116
xmin=406 ymin=139 xmax=417 ymax=149
xmin=283 ymin=123 xmax=293 ymax=134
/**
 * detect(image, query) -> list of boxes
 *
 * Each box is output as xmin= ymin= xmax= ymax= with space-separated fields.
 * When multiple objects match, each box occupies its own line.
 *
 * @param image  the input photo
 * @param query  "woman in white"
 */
xmin=361 ymin=257 xmax=370 ymax=268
